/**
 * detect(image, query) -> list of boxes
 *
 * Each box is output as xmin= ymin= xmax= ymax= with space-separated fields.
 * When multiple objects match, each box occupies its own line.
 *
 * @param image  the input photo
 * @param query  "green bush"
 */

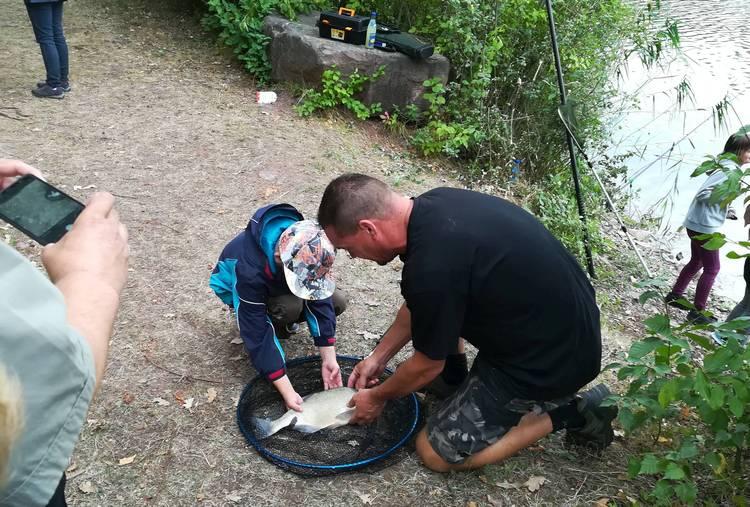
xmin=202 ymin=0 xmax=326 ymax=82
xmin=296 ymin=67 xmax=384 ymax=120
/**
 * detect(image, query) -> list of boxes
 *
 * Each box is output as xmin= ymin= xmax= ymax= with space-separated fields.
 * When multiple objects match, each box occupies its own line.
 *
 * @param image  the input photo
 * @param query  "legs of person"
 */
xmin=726 ymin=258 xmax=750 ymax=328
xmin=693 ymin=241 xmax=720 ymax=310
xmin=416 ymin=411 xmax=552 ymax=472
xmin=671 ymin=230 xmax=705 ymax=296
xmin=51 ymin=2 xmax=69 ymax=85
xmin=267 ymin=294 xmax=303 ymax=338
xmin=331 ymin=288 xmax=348 ymax=316
xmin=44 ymin=473 xmax=67 ymax=507
xmin=25 ymin=3 xmax=62 ymax=87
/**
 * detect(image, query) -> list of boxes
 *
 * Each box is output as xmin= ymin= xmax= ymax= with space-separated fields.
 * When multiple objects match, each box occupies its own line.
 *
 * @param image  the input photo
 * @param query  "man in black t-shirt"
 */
xmin=318 ymin=173 xmax=616 ymax=472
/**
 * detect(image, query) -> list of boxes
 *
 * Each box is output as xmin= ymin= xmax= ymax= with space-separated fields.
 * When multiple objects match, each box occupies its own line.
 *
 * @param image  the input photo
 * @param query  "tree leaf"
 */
xmin=639 ymin=454 xmax=662 ymax=475
xmin=523 ymin=476 xmax=546 ymax=492
xmin=658 ymin=379 xmax=680 ymax=408
xmin=629 ymin=337 xmax=662 ymax=359
xmin=644 ymin=315 xmax=670 ymax=335
xmin=663 ymin=462 xmax=686 ymax=480
xmin=675 ymin=482 xmax=698 ymax=504
xmin=118 ymin=455 xmax=136 ymax=465
xmin=694 ymin=369 xmax=710 ymax=401
xmin=728 ymin=396 xmax=744 ymax=418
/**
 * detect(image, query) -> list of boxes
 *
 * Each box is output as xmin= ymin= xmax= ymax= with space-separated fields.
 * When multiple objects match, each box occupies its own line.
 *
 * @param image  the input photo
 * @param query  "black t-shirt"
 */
xmin=401 ymin=188 xmax=601 ymax=400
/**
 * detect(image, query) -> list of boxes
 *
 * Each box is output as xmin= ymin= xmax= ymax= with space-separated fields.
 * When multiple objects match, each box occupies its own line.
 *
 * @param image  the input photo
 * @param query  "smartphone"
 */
xmin=0 ymin=174 xmax=84 ymax=245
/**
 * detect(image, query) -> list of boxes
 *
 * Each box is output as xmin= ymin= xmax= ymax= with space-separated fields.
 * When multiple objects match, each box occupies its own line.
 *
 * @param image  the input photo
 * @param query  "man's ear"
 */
xmin=358 ymin=220 xmax=377 ymax=238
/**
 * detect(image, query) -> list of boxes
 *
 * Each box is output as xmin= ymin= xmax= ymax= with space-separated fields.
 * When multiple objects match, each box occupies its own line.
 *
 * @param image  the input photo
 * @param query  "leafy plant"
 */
xmin=203 ymin=0 xmax=326 ymax=82
xmin=295 ymin=67 xmax=384 ymax=120
xmin=612 ymin=140 xmax=750 ymax=504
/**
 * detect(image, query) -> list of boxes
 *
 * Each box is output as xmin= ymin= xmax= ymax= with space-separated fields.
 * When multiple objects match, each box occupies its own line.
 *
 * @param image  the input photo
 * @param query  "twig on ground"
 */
xmin=142 ymin=352 xmax=232 ymax=384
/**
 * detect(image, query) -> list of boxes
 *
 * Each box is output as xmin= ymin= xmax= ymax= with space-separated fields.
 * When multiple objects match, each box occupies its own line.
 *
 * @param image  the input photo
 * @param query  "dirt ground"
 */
xmin=0 ymin=1 xmax=701 ymax=505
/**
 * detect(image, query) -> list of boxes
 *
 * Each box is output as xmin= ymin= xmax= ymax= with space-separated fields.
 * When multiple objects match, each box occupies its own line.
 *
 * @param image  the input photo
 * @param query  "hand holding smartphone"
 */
xmin=0 ymin=174 xmax=84 ymax=245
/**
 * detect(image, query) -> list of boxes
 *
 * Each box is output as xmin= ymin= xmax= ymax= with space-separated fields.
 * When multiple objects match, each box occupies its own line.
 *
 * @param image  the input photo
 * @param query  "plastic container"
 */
xmin=365 ymin=12 xmax=377 ymax=49
xmin=256 ymin=91 xmax=277 ymax=104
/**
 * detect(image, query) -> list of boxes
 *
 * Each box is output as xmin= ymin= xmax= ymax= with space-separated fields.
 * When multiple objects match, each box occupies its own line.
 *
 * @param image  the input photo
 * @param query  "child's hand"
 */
xmin=319 ymin=346 xmax=343 ymax=390
xmin=272 ymin=375 xmax=304 ymax=412
xmin=284 ymin=391 xmax=304 ymax=412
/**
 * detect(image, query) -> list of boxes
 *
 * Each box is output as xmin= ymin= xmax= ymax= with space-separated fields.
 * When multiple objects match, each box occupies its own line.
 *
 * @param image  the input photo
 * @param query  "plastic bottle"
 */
xmin=256 ymin=91 xmax=277 ymax=104
xmin=365 ymin=12 xmax=377 ymax=49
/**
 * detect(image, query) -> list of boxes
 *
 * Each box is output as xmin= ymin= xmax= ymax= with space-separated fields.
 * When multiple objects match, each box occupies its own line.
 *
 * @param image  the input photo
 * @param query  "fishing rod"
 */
xmin=544 ymin=0 xmax=596 ymax=279
xmin=556 ymin=107 xmax=654 ymax=278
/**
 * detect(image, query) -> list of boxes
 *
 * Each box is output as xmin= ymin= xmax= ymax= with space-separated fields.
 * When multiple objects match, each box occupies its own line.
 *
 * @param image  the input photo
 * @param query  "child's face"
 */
xmin=740 ymin=149 xmax=750 ymax=165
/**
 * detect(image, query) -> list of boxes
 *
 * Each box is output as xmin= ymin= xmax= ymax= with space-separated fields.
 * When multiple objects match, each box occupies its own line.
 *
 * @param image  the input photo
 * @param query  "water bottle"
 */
xmin=365 ymin=12 xmax=377 ymax=49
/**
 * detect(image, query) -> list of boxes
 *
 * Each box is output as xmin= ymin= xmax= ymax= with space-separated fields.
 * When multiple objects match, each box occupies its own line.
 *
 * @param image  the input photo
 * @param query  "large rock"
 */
xmin=262 ymin=14 xmax=450 ymax=112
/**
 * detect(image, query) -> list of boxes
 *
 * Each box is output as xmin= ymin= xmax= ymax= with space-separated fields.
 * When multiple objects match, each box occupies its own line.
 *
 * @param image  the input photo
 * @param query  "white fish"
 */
xmin=252 ymin=387 xmax=357 ymax=439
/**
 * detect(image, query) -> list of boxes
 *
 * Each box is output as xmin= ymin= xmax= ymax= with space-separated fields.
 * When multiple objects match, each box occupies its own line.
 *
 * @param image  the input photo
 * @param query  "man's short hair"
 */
xmin=318 ymin=173 xmax=392 ymax=235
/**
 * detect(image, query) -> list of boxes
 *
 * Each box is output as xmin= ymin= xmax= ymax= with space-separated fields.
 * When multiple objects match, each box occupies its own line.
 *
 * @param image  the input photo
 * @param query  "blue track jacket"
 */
xmin=209 ymin=204 xmax=337 ymax=381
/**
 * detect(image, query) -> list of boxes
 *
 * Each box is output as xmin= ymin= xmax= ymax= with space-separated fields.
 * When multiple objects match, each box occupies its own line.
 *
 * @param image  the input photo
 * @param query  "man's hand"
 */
xmin=319 ymin=346 xmax=342 ymax=390
xmin=347 ymin=355 xmax=385 ymax=389
xmin=0 ymin=159 xmax=44 ymax=191
xmin=42 ymin=192 xmax=129 ymax=295
xmin=348 ymin=388 xmax=385 ymax=425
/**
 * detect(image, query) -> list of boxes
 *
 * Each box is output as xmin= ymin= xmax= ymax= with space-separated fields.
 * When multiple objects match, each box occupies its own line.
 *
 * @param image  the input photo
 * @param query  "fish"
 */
xmin=252 ymin=387 xmax=357 ymax=439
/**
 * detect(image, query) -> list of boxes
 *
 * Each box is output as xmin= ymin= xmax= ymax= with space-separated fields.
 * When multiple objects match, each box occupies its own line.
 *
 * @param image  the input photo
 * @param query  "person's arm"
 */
xmin=0 ymin=158 xmax=44 ymax=190
xmin=41 ymin=192 xmax=129 ymax=387
xmin=304 ymin=298 xmax=342 ymax=389
xmin=348 ymin=351 xmax=444 ymax=424
xmin=235 ymin=278 xmax=302 ymax=411
xmin=347 ymin=302 xmax=413 ymax=389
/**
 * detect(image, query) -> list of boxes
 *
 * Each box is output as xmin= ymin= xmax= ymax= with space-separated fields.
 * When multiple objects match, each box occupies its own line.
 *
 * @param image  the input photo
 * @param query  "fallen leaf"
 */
xmin=478 ymin=475 xmax=488 ymax=484
xmin=152 ymin=397 xmax=170 ymax=406
xmin=118 ymin=455 xmax=135 ymax=465
xmin=487 ymin=494 xmax=503 ymax=506
xmin=66 ymin=462 xmax=78 ymax=473
xmin=354 ymin=491 xmax=373 ymax=505
xmin=364 ymin=300 xmax=380 ymax=307
xmin=206 ymin=388 xmax=218 ymax=403
xmin=263 ymin=187 xmax=278 ymax=199
xmin=466 ymin=502 xmax=478 ymax=507
xmin=594 ymin=498 xmax=611 ymax=507
xmin=680 ymin=406 xmax=692 ymax=419
xmin=226 ymin=493 xmax=242 ymax=503
xmin=163 ymin=313 xmax=176 ymax=318
xmin=657 ymin=436 xmax=672 ymax=444
xmin=196 ymin=493 xmax=205 ymax=502
xmin=613 ymin=429 xmax=625 ymax=438
xmin=123 ymin=392 xmax=135 ymax=405
xmin=495 ymin=481 xmax=521 ymax=489
xmin=229 ymin=337 xmax=243 ymax=345
xmin=78 ymin=481 xmax=96 ymax=494
xmin=524 ymin=476 xmax=546 ymax=492
xmin=356 ymin=330 xmax=380 ymax=341
xmin=73 ymin=184 xmax=97 ymax=190
xmin=174 ymin=391 xmax=186 ymax=403
xmin=183 ymin=397 xmax=195 ymax=410
xmin=229 ymin=354 xmax=244 ymax=361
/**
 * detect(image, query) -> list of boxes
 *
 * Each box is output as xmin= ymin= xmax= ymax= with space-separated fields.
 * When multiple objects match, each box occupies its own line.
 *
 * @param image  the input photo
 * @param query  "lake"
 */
xmin=613 ymin=0 xmax=750 ymax=301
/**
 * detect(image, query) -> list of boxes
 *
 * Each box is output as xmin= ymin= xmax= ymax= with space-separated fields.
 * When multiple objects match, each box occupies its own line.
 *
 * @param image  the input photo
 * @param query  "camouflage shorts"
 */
xmin=426 ymin=363 xmax=574 ymax=464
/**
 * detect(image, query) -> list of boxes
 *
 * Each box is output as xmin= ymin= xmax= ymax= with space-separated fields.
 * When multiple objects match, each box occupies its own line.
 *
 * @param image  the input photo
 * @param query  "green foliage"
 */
xmin=203 ymin=0 xmax=326 ymax=82
xmin=613 ymin=226 xmax=750 ymax=502
xmin=295 ymin=67 xmax=384 ymax=120
xmin=526 ymin=167 xmax=609 ymax=262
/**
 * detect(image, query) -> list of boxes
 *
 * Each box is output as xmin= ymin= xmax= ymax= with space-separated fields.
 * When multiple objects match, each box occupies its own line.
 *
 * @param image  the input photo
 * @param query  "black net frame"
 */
xmin=237 ymin=355 xmax=421 ymax=476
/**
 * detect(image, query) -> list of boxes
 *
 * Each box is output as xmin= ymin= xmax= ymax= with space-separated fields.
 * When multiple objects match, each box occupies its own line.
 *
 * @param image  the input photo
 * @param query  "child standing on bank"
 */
xmin=666 ymin=131 xmax=750 ymax=324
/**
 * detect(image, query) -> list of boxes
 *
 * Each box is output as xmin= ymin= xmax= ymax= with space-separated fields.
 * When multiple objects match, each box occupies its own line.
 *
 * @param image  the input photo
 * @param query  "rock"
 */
xmin=262 ymin=14 xmax=450 ymax=112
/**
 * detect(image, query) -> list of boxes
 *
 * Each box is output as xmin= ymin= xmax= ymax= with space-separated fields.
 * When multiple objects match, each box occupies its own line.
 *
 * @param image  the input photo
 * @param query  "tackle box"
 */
xmin=318 ymin=7 xmax=370 ymax=45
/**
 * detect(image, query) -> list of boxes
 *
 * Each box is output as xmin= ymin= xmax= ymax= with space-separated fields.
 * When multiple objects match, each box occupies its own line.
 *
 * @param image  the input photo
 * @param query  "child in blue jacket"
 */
xmin=210 ymin=204 xmax=346 ymax=411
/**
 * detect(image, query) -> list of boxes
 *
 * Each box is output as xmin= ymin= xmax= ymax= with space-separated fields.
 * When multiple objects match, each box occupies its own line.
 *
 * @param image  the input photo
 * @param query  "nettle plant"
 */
xmin=295 ymin=66 xmax=384 ymax=120
xmin=610 ymin=150 xmax=750 ymax=505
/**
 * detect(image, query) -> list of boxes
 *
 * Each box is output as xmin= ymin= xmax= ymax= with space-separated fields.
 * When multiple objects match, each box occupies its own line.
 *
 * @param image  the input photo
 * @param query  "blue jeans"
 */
xmin=25 ymin=1 xmax=69 ymax=87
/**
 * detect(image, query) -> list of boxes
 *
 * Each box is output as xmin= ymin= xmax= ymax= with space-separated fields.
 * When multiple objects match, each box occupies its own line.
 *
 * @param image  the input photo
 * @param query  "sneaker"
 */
xmin=565 ymin=384 xmax=618 ymax=451
xmin=37 ymin=81 xmax=71 ymax=92
xmin=276 ymin=322 xmax=300 ymax=340
xmin=665 ymin=291 xmax=688 ymax=310
xmin=31 ymin=84 xmax=64 ymax=99
xmin=710 ymin=331 xmax=726 ymax=346
xmin=686 ymin=309 xmax=717 ymax=326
